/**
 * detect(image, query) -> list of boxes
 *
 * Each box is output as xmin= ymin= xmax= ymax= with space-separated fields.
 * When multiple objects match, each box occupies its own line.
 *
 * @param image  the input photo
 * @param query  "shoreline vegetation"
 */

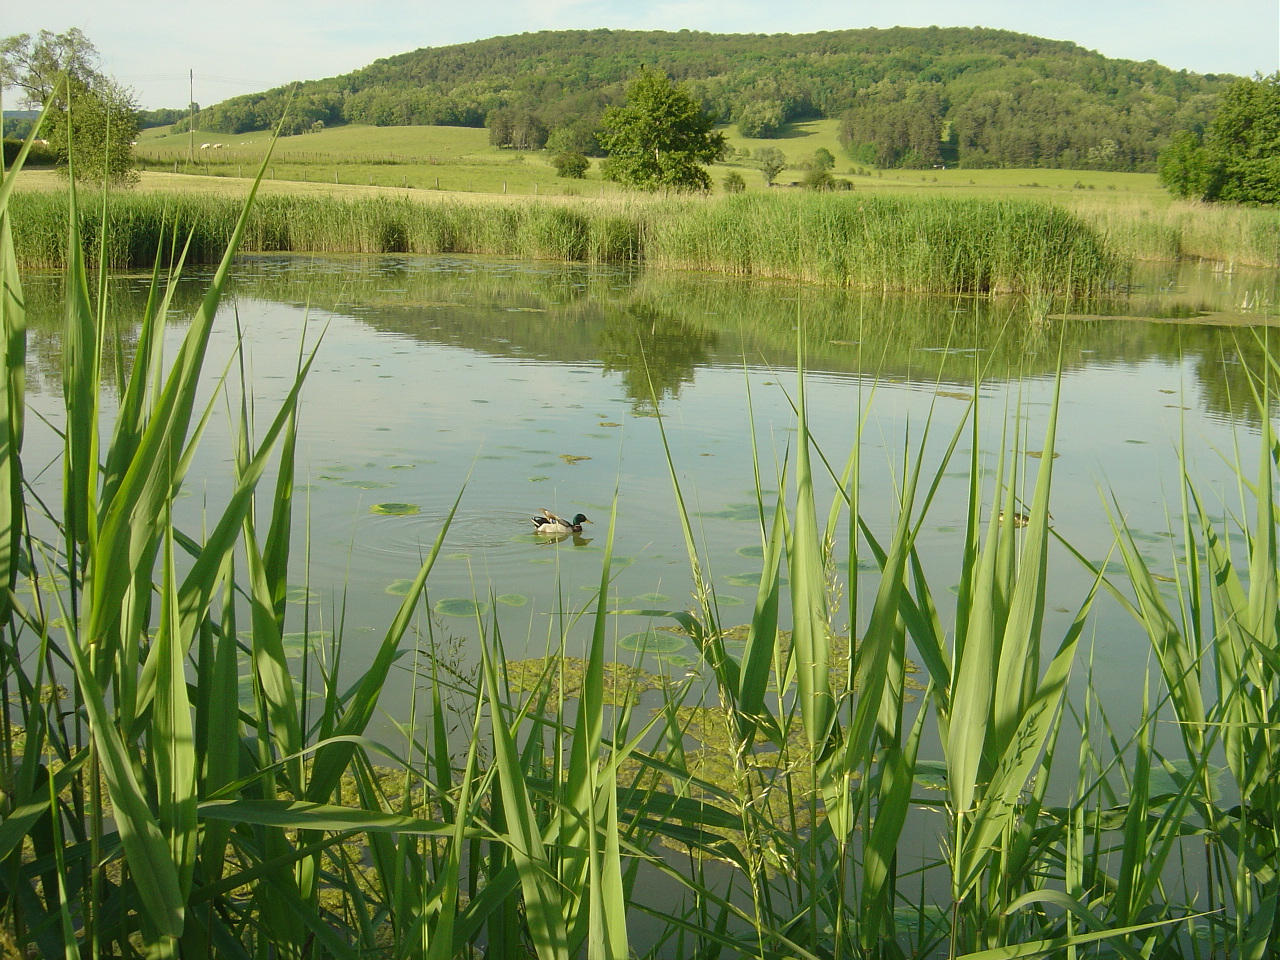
xmin=8 ymin=168 xmax=1280 ymax=288
xmin=8 ymin=185 xmax=1120 ymax=297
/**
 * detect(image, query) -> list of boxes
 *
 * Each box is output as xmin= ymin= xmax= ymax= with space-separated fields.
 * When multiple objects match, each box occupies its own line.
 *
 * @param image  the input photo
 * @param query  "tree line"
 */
xmin=179 ymin=26 xmax=1233 ymax=172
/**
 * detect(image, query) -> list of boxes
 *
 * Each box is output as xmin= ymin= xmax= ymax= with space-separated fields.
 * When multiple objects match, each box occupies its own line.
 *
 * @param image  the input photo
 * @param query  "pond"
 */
xmin=17 ymin=250 xmax=1280 ymax=954
xmin=18 ymin=253 xmax=1280 ymax=723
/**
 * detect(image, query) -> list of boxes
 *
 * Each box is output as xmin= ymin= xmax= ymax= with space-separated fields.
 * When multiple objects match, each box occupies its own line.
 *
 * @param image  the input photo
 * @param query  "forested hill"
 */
xmin=186 ymin=27 xmax=1234 ymax=171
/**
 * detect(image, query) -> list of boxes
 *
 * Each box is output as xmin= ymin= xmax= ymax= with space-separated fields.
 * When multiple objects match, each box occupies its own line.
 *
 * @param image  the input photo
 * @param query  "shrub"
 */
xmin=801 ymin=167 xmax=834 ymax=191
xmin=552 ymin=152 xmax=590 ymax=179
xmin=722 ymin=171 xmax=746 ymax=193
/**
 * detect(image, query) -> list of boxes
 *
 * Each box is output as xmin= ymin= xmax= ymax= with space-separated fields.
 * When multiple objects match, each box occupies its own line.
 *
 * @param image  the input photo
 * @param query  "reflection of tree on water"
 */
xmin=1191 ymin=331 xmax=1279 ymax=428
xmin=597 ymin=301 xmax=718 ymax=412
xmin=21 ymin=272 xmax=209 ymax=397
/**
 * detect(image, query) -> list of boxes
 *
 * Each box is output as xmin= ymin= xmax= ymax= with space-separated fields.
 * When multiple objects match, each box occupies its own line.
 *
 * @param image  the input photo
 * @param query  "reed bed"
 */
xmin=2 ymin=133 xmax=1279 ymax=959
xmin=1071 ymin=194 xmax=1280 ymax=266
xmin=9 ymin=187 xmax=1121 ymax=298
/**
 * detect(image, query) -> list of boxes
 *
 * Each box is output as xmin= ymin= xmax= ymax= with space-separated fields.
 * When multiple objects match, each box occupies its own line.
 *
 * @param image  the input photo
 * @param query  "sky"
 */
xmin=4 ymin=0 xmax=1278 ymax=110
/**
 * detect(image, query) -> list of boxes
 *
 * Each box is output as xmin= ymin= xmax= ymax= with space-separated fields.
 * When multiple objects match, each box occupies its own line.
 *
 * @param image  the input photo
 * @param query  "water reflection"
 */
xmin=21 ymin=254 xmax=1279 ymax=427
xmin=597 ymin=300 xmax=718 ymax=413
xmin=16 ymin=252 xmax=1280 ymax=728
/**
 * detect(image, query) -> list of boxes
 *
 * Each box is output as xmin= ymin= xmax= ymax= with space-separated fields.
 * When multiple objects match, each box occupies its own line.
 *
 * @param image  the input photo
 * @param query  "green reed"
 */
xmin=9 ymin=187 xmax=1120 ymax=298
xmin=1071 ymin=195 xmax=1280 ymax=267
xmin=2 ymin=119 xmax=1279 ymax=959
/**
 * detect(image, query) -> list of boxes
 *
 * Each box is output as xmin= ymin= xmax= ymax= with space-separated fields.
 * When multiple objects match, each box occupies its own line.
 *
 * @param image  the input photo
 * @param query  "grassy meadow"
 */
xmin=3 ymin=131 xmax=1280 ymax=959
xmin=135 ymin=118 xmax=1170 ymax=203
xmin=135 ymin=123 xmax=621 ymax=197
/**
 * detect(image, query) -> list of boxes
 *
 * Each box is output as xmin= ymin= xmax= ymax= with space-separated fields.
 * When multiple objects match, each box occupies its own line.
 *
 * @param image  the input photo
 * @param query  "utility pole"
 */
xmin=188 ymin=69 xmax=194 ymax=168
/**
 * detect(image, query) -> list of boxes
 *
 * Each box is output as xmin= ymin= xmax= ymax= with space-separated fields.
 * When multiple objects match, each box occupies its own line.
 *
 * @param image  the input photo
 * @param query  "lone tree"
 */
xmin=753 ymin=146 xmax=786 ymax=186
xmin=1 ymin=28 xmax=139 ymax=186
xmin=1158 ymin=72 xmax=1280 ymax=204
xmin=599 ymin=68 xmax=726 ymax=191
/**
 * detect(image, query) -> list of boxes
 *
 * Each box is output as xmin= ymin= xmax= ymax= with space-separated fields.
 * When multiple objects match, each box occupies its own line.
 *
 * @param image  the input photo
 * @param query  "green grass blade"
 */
xmin=789 ymin=352 xmax=833 ymax=749
xmin=65 ymin=628 xmax=184 ymax=952
xmin=153 ymin=522 xmax=198 ymax=898
xmin=0 ymin=185 xmax=27 ymax=628
xmin=479 ymin=633 xmax=569 ymax=960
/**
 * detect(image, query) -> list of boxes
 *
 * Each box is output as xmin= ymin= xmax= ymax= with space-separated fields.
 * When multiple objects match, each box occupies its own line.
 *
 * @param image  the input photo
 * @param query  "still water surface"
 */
xmin=20 ymin=254 xmax=1280 ymax=721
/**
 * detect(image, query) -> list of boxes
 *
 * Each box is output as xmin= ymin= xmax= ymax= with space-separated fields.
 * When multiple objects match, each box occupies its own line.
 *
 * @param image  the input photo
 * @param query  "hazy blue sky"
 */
xmin=6 ymin=0 xmax=1278 ymax=109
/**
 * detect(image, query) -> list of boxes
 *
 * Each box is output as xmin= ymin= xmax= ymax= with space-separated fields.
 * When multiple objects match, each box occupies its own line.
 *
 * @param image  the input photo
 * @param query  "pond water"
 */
xmin=18 ymin=254 xmax=1280 ymax=723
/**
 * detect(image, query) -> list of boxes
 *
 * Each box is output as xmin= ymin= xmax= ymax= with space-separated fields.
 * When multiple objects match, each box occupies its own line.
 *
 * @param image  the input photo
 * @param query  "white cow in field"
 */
xmin=213 ymin=143 xmax=224 ymax=149
xmin=200 ymin=143 xmax=211 ymax=149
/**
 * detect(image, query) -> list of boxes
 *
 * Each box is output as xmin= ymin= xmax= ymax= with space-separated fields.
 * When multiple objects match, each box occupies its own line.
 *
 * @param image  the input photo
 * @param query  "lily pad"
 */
xmin=711 ymin=593 xmax=744 ymax=606
xmin=286 ymin=586 xmax=318 ymax=604
xmin=435 ymin=597 xmax=491 ymax=618
xmin=736 ymin=544 xmax=766 ymax=559
xmin=371 ymin=502 xmax=420 ymax=515
xmin=618 ymin=631 xmax=686 ymax=654
xmin=386 ymin=579 xmax=416 ymax=596
xmin=913 ymin=759 xmax=949 ymax=791
xmin=281 ymin=631 xmax=332 ymax=655
xmin=631 ymin=592 xmax=670 ymax=604
xmin=497 ymin=593 xmax=528 ymax=607
xmin=655 ymin=653 xmax=699 ymax=669
xmin=336 ymin=478 xmax=392 ymax=489
xmin=726 ymin=571 xmax=785 ymax=587
xmin=698 ymin=503 xmax=763 ymax=522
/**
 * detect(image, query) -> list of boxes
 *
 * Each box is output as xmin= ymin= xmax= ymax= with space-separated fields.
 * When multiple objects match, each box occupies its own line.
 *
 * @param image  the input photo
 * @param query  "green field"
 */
xmin=135 ymin=118 xmax=1168 ymax=201
xmin=136 ymin=123 xmax=620 ymax=197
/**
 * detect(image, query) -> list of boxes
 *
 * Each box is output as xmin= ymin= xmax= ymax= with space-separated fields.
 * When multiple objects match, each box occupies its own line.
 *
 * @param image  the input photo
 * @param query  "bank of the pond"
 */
xmin=10 ymin=188 xmax=1122 ymax=297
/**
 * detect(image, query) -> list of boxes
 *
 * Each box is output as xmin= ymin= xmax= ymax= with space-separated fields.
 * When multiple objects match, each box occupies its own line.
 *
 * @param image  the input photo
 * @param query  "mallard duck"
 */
xmin=532 ymin=508 xmax=592 ymax=534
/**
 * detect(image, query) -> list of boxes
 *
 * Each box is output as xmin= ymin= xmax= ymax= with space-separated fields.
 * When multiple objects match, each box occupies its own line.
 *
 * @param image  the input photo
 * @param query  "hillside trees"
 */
xmin=1 ymin=28 xmax=139 ymax=185
xmin=162 ymin=27 xmax=1232 ymax=171
xmin=1158 ymin=73 xmax=1280 ymax=204
xmin=599 ymin=69 xmax=726 ymax=190
xmin=488 ymin=108 xmax=548 ymax=149
xmin=839 ymin=80 xmax=945 ymax=168
xmin=736 ymin=99 xmax=785 ymax=137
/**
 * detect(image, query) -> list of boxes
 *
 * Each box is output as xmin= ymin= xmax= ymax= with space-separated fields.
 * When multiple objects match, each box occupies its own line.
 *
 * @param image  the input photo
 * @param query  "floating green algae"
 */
xmin=505 ymin=656 xmax=659 ymax=707
xmin=371 ymin=502 xmax=420 ymax=515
